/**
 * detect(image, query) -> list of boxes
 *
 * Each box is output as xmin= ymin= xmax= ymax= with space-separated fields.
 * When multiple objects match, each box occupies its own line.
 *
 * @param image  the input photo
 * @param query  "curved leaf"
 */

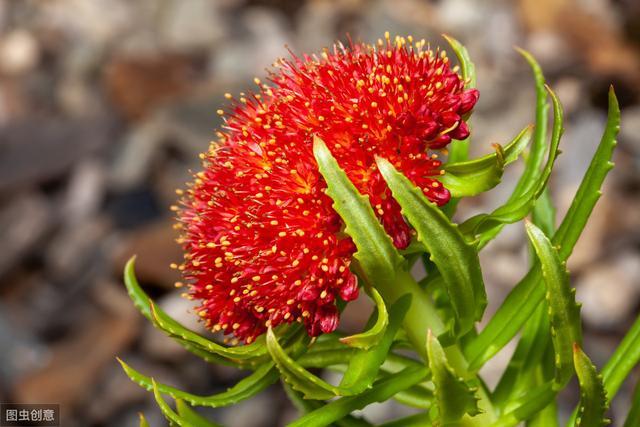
xmin=465 ymin=87 xmax=620 ymax=369
xmin=118 ymin=357 xmax=278 ymax=408
xmin=525 ymin=221 xmax=582 ymax=389
xmin=152 ymin=380 xmax=196 ymax=427
xmin=622 ymin=378 xmax=640 ymax=427
xmin=313 ymin=136 xmax=404 ymax=286
xmin=461 ymin=85 xmax=563 ymax=245
xmin=441 ymin=125 xmax=533 ymax=197
xmin=377 ymin=156 xmax=486 ymax=335
xmin=512 ymin=47 xmax=550 ymax=196
xmin=379 ymin=413 xmax=432 ymax=427
xmin=266 ymin=294 xmax=411 ymax=399
xmin=139 ymin=413 xmax=151 ymax=427
xmin=427 ymin=330 xmax=480 ymax=424
xmin=602 ymin=310 xmax=640 ymax=398
xmin=573 ymin=344 xmax=609 ymax=427
xmin=124 ymin=256 xmax=268 ymax=364
xmin=176 ymin=400 xmax=222 ymax=427
xmin=490 ymin=382 xmax=556 ymax=427
xmin=287 ymin=366 xmax=428 ymax=427
xmin=339 ymin=287 xmax=388 ymax=349
xmin=441 ymin=34 xmax=477 ymax=216
xmin=443 ymin=34 xmax=476 ymax=89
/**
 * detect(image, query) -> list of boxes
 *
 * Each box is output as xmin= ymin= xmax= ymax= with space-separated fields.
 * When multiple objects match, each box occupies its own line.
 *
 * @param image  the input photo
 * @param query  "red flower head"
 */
xmin=175 ymin=34 xmax=479 ymax=343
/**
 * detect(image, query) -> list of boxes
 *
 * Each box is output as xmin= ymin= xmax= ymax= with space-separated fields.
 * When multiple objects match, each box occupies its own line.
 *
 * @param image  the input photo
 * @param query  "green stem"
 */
xmin=377 ymin=269 xmax=496 ymax=423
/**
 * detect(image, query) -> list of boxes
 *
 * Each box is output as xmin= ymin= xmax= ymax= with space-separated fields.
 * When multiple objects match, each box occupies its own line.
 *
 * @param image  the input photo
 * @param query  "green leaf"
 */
xmin=441 ymin=34 xmax=477 ymax=216
xmin=339 ymin=287 xmax=388 ymax=349
xmin=525 ymin=221 xmax=582 ymax=389
xmin=490 ymin=382 xmax=556 ymax=427
xmin=152 ymin=380 xmax=196 ymax=427
xmin=124 ymin=256 xmax=268 ymax=364
xmin=492 ymin=304 xmax=550 ymax=406
xmin=118 ymin=357 xmax=278 ymax=408
xmin=313 ymin=136 xmax=404 ymax=286
xmin=379 ymin=413 xmax=432 ymax=427
xmin=138 ymin=413 xmax=151 ymax=427
xmin=602 ymin=310 xmax=640 ymax=398
xmin=573 ymin=344 xmax=609 ymax=427
xmin=287 ymin=366 xmax=429 ymax=427
xmin=377 ymin=156 xmax=486 ymax=335
xmin=512 ymin=47 xmax=550 ymax=196
xmin=266 ymin=294 xmax=411 ymax=399
xmin=283 ymin=385 xmax=372 ymax=427
xmin=460 ymin=85 xmax=563 ymax=246
xmin=443 ymin=34 xmax=476 ymax=89
xmin=441 ymin=125 xmax=533 ymax=197
xmin=427 ymin=330 xmax=480 ymax=424
xmin=176 ymin=400 xmax=222 ymax=427
xmin=465 ymin=87 xmax=619 ymax=369
xmin=622 ymin=378 xmax=640 ymax=427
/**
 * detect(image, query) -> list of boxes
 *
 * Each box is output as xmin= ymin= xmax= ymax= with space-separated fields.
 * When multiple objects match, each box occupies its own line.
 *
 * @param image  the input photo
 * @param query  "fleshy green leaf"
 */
xmin=573 ymin=344 xmax=609 ymax=427
xmin=466 ymin=87 xmax=619 ymax=369
xmin=602 ymin=310 xmax=640 ymax=398
xmin=176 ymin=400 xmax=222 ymax=427
xmin=441 ymin=34 xmax=477 ymax=216
xmin=512 ymin=47 xmax=550 ymax=196
xmin=287 ymin=366 xmax=429 ymax=427
xmin=443 ymin=34 xmax=476 ymax=89
xmin=490 ymin=382 xmax=555 ymax=427
xmin=622 ymin=378 xmax=640 ymax=427
xmin=139 ymin=413 xmax=151 ymax=427
xmin=460 ymin=85 xmax=563 ymax=246
xmin=118 ymin=357 xmax=279 ymax=408
xmin=441 ymin=125 xmax=533 ymax=197
xmin=339 ymin=287 xmax=388 ymax=349
xmin=152 ymin=380 xmax=195 ymax=427
xmin=124 ymin=256 xmax=268 ymax=364
xmin=377 ymin=156 xmax=486 ymax=335
xmin=266 ymin=294 xmax=411 ymax=399
xmin=525 ymin=221 xmax=582 ymax=389
xmin=492 ymin=304 xmax=550 ymax=406
xmin=379 ymin=413 xmax=432 ymax=427
xmin=313 ymin=136 xmax=404 ymax=286
xmin=427 ymin=330 xmax=480 ymax=424
xmin=283 ymin=385 xmax=372 ymax=427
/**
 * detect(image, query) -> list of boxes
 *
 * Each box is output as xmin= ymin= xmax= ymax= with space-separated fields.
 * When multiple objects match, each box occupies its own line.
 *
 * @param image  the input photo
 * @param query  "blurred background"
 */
xmin=0 ymin=0 xmax=639 ymax=426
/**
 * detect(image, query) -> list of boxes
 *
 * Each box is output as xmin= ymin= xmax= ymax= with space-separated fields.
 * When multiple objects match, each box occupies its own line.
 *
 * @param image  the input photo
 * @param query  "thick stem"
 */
xmin=376 ymin=269 xmax=496 ymax=423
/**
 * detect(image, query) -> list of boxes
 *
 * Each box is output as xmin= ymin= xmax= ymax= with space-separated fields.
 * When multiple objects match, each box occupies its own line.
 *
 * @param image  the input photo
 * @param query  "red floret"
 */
xmin=176 ymin=35 xmax=479 ymax=343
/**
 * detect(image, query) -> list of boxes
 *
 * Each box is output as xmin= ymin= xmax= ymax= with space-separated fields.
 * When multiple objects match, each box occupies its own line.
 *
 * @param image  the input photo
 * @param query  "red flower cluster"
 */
xmin=175 ymin=34 xmax=479 ymax=343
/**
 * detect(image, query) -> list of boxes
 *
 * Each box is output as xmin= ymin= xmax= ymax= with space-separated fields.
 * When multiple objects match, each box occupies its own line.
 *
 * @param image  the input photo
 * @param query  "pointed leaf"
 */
xmin=573 ymin=344 xmax=609 ymax=427
xmin=266 ymin=295 xmax=411 ymax=398
xmin=339 ymin=287 xmax=388 ymax=349
xmin=461 ymin=85 xmax=563 ymax=246
xmin=490 ymin=382 xmax=556 ymax=427
xmin=152 ymin=380 xmax=195 ymax=427
xmin=313 ymin=136 xmax=404 ymax=286
xmin=124 ymin=256 xmax=269 ymax=364
xmin=466 ymin=88 xmax=619 ymax=369
xmin=377 ymin=157 xmax=486 ymax=334
xmin=602 ymin=310 xmax=640 ymax=398
xmin=427 ymin=330 xmax=480 ymax=424
xmin=176 ymin=400 xmax=222 ymax=427
xmin=512 ymin=47 xmax=550 ymax=196
xmin=139 ymin=413 xmax=151 ymax=427
xmin=441 ymin=125 xmax=533 ymax=197
xmin=526 ymin=221 xmax=582 ymax=388
xmin=622 ymin=378 xmax=640 ymax=427
xmin=287 ymin=366 xmax=428 ymax=427
xmin=118 ymin=357 xmax=278 ymax=408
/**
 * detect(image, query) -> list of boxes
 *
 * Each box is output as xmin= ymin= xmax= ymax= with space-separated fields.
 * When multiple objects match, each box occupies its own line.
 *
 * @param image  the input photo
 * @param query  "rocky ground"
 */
xmin=0 ymin=0 xmax=638 ymax=426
